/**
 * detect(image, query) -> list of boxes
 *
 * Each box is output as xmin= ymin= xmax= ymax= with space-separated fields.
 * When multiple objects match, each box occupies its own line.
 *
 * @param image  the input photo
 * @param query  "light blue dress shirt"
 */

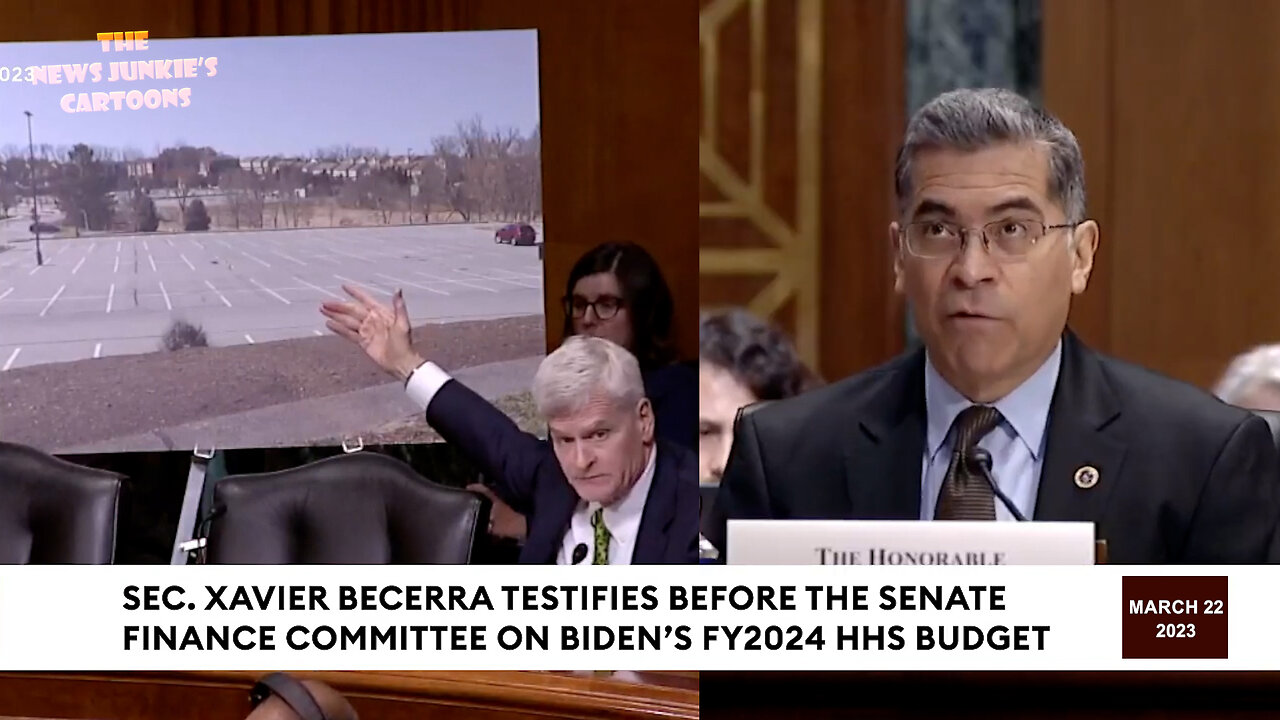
xmin=919 ymin=340 xmax=1063 ymax=521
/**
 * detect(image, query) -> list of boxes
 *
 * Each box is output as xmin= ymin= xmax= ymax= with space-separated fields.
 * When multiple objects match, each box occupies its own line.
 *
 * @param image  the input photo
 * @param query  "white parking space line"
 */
xmin=159 ymin=281 xmax=172 ymax=310
xmin=414 ymin=270 xmax=496 ymax=293
xmin=249 ymin=278 xmax=291 ymax=305
xmin=55 ymin=246 xmax=67 ymax=256
xmin=328 ymin=247 xmax=374 ymax=263
xmin=0 ymin=288 xmax=12 ymax=302
xmin=293 ymin=276 xmax=344 ymax=300
xmin=94 ymin=342 xmax=102 ymax=358
xmin=205 ymin=280 xmax=233 ymax=307
xmin=334 ymin=274 xmax=391 ymax=295
xmin=453 ymin=267 xmax=539 ymax=288
xmin=3 ymin=348 xmax=20 ymax=371
xmin=106 ymin=283 xmax=115 ymax=313
xmin=241 ymin=251 xmax=271 ymax=268
xmin=485 ymin=267 xmax=544 ymax=281
xmin=39 ymin=284 xmax=66 ymax=317
xmin=244 ymin=334 xmax=255 ymax=344
xmin=193 ymin=239 xmax=204 ymax=250
xmin=180 ymin=254 xmax=195 ymax=271
xmin=72 ymin=255 xmax=86 ymax=275
xmin=113 ymin=255 xmax=120 ymax=273
xmin=10 ymin=293 xmax=105 ymax=302
xmin=116 ymin=241 xmax=122 ymax=253
xmin=313 ymin=330 xmax=324 ymax=336
xmin=271 ymin=250 xmax=307 ymax=266
xmin=148 ymin=253 xmax=157 ymax=272
xmin=28 ymin=264 xmax=41 ymax=276
xmin=166 ymin=238 xmax=174 ymax=247
xmin=303 ymin=254 xmax=342 ymax=265
xmin=374 ymin=273 xmax=448 ymax=296
xmin=88 ymin=242 xmax=97 ymax=253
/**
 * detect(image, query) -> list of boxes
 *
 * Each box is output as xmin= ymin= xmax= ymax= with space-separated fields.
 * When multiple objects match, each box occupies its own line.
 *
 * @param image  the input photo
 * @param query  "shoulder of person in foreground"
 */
xmin=706 ymin=351 xmax=919 ymax=552
xmin=653 ymin=439 xmax=700 ymax=564
xmin=1095 ymin=351 xmax=1280 ymax=561
xmin=739 ymin=349 xmax=919 ymax=459
xmin=644 ymin=360 xmax=698 ymax=449
xmin=1097 ymin=350 xmax=1277 ymax=448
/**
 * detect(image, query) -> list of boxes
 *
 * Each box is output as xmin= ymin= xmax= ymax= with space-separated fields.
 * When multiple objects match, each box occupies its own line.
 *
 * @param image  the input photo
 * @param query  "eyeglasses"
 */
xmin=901 ymin=219 xmax=1076 ymax=260
xmin=565 ymin=294 xmax=624 ymax=320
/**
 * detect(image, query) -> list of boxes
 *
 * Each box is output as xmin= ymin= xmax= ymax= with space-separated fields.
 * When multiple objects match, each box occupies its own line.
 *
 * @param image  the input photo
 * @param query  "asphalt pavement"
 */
xmin=0 ymin=222 xmax=544 ymax=371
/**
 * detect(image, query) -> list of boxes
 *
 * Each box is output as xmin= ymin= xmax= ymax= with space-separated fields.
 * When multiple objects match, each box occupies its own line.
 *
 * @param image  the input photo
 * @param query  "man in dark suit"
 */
xmin=710 ymin=88 xmax=1280 ymax=563
xmin=322 ymin=287 xmax=697 ymax=564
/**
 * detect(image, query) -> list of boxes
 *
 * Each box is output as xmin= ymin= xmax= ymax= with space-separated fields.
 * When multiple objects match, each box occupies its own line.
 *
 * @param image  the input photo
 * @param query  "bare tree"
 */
xmin=276 ymin=165 xmax=311 ymax=228
xmin=220 ymin=169 xmax=264 ymax=229
xmin=0 ymin=161 xmax=17 ymax=218
xmin=412 ymin=160 xmax=445 ymax=223
xmin=155 ymin=146 xmax=207 ymax=219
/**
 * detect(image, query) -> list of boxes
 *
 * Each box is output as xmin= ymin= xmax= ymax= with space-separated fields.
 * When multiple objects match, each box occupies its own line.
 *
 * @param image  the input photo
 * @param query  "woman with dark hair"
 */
xmin=561 ymin=242 xmax=696 ymax=449
xmin=699 ymin=308 xmax=821 ymax=483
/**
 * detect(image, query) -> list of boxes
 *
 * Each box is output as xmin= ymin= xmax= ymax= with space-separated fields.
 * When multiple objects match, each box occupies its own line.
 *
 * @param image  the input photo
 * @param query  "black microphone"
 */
xmin=571 ymin=543 xmax=589 ymax=564
xmin=966 ymin=448 xmax=1027 ymax=522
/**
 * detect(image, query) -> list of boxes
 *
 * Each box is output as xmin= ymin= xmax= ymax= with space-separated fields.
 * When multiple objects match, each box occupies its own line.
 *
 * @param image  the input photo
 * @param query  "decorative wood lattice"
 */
xmin=699 ymin=0 xmax=823 ymax=363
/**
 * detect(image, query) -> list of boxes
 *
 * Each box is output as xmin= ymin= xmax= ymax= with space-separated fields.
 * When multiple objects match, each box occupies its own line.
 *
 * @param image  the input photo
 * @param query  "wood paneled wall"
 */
xmin=1045 ymin=0 xmax=1280 ymax=389
xmin=0 ymin=671 xmax=699 ymax=720
xmin=2 ymin=0 xmax=699 ymax=360
xmin=699 ymin=0 xmax=906 ymax=380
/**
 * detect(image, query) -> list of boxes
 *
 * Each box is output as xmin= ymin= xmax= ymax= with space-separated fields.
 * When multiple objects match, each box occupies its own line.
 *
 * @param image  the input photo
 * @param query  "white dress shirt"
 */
xmin=919 ymin=340 xmax=1062 ymax=521
xmin=404 ymin=360 xmax=658 ymax=565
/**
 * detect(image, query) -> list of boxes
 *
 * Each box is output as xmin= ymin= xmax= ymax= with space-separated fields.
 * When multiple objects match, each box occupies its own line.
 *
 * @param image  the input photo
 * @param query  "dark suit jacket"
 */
xmin=427 ymin=379 xmax=698 ymax=564
xmin=645 ymin=361 xmax=698 ymax=451
xmin=709 ymin=331 xmax=1280 ymax=563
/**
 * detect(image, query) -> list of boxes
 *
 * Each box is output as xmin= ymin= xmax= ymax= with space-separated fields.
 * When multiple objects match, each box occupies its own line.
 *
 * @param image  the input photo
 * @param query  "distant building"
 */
xmin=125 ymin=159 xmax=155 ymax=178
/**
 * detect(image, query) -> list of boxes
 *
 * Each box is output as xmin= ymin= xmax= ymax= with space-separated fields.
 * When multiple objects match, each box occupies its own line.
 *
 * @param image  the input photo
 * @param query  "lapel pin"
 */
xmin=1074 ymin=465 xmax=1099 ymax=489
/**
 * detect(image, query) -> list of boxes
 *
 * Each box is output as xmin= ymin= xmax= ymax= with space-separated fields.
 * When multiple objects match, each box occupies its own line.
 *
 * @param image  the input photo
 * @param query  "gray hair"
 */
xmin=532 ymin=335 xmax=646 ymax=419
xmin=1214 ymin=344 xmax=1280 ymax=404
xmin=894 ymin=88 xmax=1086 ymax=223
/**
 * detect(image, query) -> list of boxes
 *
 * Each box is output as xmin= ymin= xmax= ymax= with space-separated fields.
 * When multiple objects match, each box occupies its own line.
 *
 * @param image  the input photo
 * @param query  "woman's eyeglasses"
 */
xmin=565 ymin=294 xmax=624 ymax=319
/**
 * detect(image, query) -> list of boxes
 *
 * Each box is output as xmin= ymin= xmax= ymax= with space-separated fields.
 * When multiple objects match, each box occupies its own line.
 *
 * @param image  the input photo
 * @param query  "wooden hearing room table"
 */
xmin=0 ymin=671 xmax=698 ymax=720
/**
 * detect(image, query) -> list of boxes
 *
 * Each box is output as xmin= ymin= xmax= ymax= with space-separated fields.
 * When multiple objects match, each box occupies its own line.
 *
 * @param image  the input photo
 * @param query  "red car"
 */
xmin=494 ymin=223 xmax=537 ymax=246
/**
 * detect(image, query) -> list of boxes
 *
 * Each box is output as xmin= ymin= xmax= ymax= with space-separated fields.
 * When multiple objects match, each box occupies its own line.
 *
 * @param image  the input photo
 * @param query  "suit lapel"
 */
xmin=633 ymin=445 xmax=677 ymax=564
xmin=844 ymin=350 xmax=926 ymax=520
xmin=1034 ymin=332 xmax=1127 ymax=524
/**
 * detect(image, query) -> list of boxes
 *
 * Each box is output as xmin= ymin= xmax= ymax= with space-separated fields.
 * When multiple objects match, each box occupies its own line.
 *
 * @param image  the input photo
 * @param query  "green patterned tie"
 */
xmin=590 ymin=508 xmax=611 ymax=565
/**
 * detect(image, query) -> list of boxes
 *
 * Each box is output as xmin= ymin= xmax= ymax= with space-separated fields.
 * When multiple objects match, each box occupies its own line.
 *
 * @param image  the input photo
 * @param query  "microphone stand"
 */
xmin=966 ymin=448 xmax=1027 ymax=522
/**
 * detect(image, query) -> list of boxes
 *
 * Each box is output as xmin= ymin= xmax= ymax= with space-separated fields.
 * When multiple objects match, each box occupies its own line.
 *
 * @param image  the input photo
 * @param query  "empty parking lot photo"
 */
xmin=0 ymin=31 xmax=543 ymax=452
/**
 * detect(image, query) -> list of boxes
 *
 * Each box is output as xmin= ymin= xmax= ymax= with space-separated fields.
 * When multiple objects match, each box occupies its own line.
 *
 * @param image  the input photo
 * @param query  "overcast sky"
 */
xmin=0 ymin=30 xmax=540 ymax=157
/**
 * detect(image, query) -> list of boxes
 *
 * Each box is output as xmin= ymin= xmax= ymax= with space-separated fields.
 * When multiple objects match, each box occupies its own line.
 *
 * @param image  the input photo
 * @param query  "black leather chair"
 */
xmin=205 ymin=451 xmax=489 ymax=563
xmin=0 ymin=441 xmax=123 ymax=564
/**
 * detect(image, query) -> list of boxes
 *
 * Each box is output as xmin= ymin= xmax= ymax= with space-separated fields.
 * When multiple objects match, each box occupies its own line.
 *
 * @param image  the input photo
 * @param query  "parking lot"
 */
xmin=0 ymin=223 xmax=544 ymax=371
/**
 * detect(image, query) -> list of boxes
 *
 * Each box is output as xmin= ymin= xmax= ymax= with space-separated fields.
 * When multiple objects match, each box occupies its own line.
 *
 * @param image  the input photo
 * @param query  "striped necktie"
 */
xmin=590 ymin=507 xmax=611 ymax=565
xmin=934 ymin=405 xmax=1003 ymax=521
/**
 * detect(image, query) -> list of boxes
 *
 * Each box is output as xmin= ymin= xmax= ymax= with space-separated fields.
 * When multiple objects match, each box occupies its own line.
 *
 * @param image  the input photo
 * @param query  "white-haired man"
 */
xmin=321 ymin=286 xmax=697 ymax=564
xmin=1216 ymin=345 xmax=1280 ymax=412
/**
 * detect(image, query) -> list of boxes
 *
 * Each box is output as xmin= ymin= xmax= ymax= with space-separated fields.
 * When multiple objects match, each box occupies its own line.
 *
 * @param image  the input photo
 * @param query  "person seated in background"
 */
xmin=321 ymin=287 xmax=697 ymax=564
xmin=1215 ymin=344 xmax=1280 ymax=412
xmin=247 ymin=673 xmax=358 ymax=720
xmin=560 ymin=241 xmax=697 ymax=449
xmin=699 ymin=308 xmax=821 ymax=484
